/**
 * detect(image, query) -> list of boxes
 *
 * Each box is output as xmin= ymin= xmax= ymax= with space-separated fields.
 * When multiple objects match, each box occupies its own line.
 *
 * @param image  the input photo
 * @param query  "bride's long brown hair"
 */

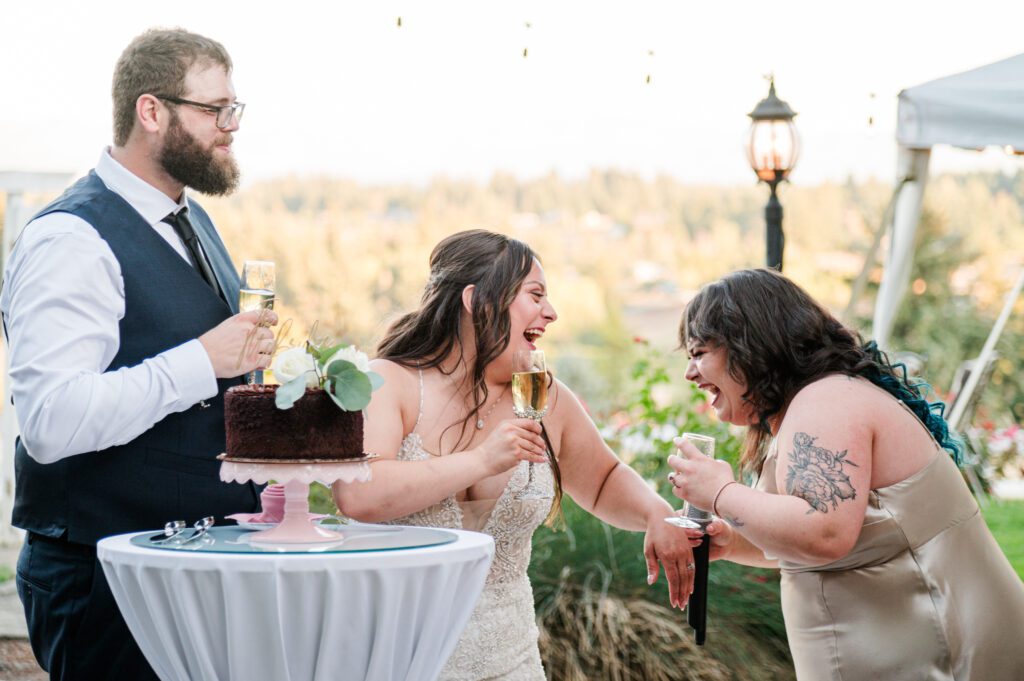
xmin=376 ymin=229 xmax=563 ymax=520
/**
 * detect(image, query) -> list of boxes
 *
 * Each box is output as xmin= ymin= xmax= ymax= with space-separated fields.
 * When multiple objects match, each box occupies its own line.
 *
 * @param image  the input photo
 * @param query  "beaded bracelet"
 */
xmin=712 ymin=481 xmax=739 ymax=517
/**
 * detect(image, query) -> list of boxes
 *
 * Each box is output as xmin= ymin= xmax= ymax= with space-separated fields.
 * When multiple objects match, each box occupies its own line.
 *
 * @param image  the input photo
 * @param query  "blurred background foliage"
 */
xmin=182 ymin=167 xmax=1024 ymax=424
xmin=3 ymin=167 xmax=1020 ymax=416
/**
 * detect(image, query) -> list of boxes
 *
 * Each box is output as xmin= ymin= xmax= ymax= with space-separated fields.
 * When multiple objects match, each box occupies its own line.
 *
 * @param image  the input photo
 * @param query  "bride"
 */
xmin=334 ymin=229 xmax=699 ymax=680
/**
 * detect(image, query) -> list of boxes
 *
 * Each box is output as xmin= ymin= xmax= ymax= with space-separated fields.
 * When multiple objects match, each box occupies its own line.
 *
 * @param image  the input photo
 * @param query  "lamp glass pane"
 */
xmin=746 ymin=120 xmax=800 ymax=181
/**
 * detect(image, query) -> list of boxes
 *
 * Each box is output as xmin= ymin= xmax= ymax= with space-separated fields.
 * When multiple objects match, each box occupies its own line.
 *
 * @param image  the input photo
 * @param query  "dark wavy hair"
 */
xmin=377 ymin=229 xmax=563 ymax=520
xmin=680 ymin=268 xmax=961 ymax=473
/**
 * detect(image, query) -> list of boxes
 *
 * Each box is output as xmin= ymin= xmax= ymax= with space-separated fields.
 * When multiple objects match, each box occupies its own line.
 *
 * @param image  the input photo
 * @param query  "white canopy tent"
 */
xmin=874 ymin=52 xmax=1024 ymax=349
xmin=873 ymin=53 xmax=1024 ymax=431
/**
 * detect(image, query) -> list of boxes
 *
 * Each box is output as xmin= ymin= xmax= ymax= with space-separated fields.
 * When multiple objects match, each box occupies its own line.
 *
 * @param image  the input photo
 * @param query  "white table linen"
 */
xmin=98 ymin=529 xmax=494 ymax=681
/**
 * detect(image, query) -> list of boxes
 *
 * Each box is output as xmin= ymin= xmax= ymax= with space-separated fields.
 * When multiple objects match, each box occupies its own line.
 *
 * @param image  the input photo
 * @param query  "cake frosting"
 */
xmin=224 ymin=384 xmax=364 ymax=460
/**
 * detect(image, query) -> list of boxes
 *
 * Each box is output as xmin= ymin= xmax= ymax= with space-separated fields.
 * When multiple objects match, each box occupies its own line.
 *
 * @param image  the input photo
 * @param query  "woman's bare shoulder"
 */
xmin=371 ymin=358 xmax=417 ymax=379
xmin=785 ymin=375 xmax=892 ymax=436
xmin=548 ymin=377 xmax=587 ymax=418
xmin=791 ymin=374 xmax=881 ymax=408
xmin=369 ymin=359 xmax=422 ymax=396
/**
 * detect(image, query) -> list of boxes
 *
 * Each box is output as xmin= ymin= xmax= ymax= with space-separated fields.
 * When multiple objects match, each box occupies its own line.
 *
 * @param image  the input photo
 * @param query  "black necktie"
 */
xmin=163 ymin=209 xmax=223 ymax=299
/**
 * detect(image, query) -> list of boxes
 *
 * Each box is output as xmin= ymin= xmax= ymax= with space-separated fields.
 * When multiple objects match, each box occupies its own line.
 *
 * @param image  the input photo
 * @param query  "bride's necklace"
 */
xmin=443 ymin=370 xmax=508 ymax=430
xmin=475 ymin=387 xmax=508 ymax=430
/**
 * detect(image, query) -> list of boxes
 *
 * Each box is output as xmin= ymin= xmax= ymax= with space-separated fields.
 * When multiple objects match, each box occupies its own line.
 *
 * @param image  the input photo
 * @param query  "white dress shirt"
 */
xmin=0 ymin=149 xmax=219 ymax=464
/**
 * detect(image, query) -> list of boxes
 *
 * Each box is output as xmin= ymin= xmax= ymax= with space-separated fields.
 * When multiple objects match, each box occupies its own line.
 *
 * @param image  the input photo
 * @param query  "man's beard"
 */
xmin=159 ymin=113 xmax=240 ymax=196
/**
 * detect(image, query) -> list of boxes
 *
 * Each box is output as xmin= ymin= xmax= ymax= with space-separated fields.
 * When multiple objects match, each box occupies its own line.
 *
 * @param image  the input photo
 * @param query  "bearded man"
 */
xmin=1 ymin=28 xmax=277 ymax=679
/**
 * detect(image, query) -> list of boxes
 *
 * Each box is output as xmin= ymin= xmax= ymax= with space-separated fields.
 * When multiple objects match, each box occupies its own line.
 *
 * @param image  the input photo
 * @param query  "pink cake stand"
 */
xmin=218 ymin=455 xmax=375 ymax=544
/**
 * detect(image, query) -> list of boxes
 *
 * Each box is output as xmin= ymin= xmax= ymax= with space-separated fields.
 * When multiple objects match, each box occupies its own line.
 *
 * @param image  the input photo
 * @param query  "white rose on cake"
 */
xmin=273 ymin=337 xmax=383 ymax=412
xmin=271 ymin=346 xmax=318 ymax=388
xmin=324 ymin=345 xmax=371 ymax=374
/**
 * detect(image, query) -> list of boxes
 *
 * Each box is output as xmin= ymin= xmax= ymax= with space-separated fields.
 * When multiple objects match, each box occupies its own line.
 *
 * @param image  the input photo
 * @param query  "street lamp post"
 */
xmin=747 ymin=79 xmax=799 ymax=271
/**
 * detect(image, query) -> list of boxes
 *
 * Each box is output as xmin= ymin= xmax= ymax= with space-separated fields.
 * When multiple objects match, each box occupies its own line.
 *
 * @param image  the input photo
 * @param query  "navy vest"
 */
xmin=12 ymin=171 xmax=260 ymax=544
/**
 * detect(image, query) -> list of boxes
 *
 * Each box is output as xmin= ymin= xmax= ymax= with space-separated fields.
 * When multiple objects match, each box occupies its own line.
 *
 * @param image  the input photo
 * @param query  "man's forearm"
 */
xmin=14 ymin=340 xmax=216 ymax=463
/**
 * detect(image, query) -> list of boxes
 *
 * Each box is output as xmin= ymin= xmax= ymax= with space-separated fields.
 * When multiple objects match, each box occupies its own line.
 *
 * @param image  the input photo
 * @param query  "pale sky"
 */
xmin=4 ymin=0 xmax=1024 ymax=187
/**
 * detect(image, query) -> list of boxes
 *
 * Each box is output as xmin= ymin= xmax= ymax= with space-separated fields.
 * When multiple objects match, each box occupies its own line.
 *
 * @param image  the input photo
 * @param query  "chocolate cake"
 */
xmin=224 ymin=385 xmax=364 ymax=460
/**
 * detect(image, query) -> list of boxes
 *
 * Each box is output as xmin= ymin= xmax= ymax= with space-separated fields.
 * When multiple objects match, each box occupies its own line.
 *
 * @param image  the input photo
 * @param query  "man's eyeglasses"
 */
xmin=155 ymin=95 xmax=245 ymax=129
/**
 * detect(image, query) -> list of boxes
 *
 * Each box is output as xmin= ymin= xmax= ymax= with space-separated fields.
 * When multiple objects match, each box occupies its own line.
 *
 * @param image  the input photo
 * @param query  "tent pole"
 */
xmin=844 ymin=177 xmax=910 ymax=323
xmin=873 ymin=147 xmax=931 ymax=349
xmin=948 ymin=266 xmax=1024 ymax=432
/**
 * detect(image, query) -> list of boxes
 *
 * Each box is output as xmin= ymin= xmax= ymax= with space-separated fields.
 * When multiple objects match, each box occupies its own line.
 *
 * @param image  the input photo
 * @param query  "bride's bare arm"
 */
xmin=555 ymin=383 xmax=669 ymax=528
xmin=333 ymin=360 xmax=547 ymax=523
xmin=551 ymin=380 xmax=701 ymax=609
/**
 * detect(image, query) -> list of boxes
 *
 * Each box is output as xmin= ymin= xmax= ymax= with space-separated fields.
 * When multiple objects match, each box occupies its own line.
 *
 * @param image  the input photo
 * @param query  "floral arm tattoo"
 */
xmin=784 ymin=432 xmax=859 ymax=514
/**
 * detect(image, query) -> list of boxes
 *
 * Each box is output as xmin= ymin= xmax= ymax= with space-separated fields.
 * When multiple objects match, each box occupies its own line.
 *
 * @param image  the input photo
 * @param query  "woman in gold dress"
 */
xmin=668 ymin=268 xmax=1024 ymax=681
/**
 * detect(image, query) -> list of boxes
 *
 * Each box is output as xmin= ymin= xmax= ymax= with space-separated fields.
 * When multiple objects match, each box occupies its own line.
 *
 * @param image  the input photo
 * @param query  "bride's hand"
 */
xmin=475 ymin=419 xmax=548 ymax=476
xmin=644 ymin=516 xmax=702 ymax=610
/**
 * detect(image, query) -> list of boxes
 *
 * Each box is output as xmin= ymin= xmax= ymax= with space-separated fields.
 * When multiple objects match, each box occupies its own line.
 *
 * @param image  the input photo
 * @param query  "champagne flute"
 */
xmin=240 ymin=260 xmax=276 ymax=312
xmin=511 ymin=349 xmax=552 ymax=500
xmin=240 ymin=260 xmax=275 ymax=383
xmin=665 ymin=432 xmax=716 ymax=529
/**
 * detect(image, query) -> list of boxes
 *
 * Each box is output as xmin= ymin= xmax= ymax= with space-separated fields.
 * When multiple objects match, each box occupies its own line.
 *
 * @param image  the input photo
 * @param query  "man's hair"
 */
xmin=112 ymin=28 xmax=232 ymax=147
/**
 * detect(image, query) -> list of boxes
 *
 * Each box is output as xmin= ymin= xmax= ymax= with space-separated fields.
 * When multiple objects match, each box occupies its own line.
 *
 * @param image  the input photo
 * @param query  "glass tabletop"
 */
xmin=131 ymin=525 xmax=458 ymax=555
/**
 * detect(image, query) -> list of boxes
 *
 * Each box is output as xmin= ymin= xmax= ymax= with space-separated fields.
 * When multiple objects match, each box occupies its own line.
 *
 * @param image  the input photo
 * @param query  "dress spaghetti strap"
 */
xmin=411 ymin=368 xmax=425 ymax=435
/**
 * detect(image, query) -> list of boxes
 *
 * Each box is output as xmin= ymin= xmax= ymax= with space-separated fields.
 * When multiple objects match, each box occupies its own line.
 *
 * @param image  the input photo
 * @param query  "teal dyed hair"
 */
xmin=860 ymin=342 xmax=962 ymax=463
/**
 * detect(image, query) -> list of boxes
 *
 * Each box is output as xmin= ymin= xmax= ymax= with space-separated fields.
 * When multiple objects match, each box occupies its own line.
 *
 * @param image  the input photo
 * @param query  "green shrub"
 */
xmin=309 ymin=481 xmax=338 ymax=516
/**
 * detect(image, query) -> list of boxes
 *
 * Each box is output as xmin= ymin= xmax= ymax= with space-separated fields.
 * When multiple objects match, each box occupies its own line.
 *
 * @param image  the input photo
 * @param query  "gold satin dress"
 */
xmin=758 ymin=442 xmax=1024 ymax=680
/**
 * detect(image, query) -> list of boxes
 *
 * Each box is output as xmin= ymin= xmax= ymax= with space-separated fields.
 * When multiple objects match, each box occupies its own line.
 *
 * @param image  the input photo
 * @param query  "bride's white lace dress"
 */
xmin=383 ymin=432 xmax=553 ymax=680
